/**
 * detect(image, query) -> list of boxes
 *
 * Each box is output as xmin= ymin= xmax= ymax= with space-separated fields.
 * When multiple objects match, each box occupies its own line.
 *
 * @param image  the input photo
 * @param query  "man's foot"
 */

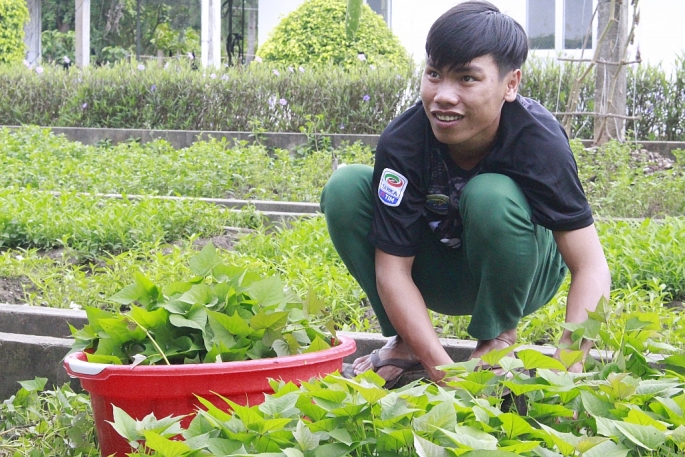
xmin=344 ymin=335 xmax=423 ymax=388
xmin=469 ymin=329 xmax=517 ymax=373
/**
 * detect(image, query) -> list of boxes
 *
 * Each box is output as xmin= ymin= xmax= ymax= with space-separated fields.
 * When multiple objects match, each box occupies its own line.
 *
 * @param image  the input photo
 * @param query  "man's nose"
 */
xmin=434 ymin=82 xmax=460 ymax=105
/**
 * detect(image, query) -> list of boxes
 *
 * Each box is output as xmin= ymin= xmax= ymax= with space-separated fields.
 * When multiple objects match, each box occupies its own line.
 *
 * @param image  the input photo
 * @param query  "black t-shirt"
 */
xmin=368 ymin=95 xmax=593 ymax=257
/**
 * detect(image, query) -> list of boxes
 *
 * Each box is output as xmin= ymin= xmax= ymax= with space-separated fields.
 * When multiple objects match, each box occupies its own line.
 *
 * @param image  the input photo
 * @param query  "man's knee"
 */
xmin=320 ymin=164 xmax=374 ymax=227
xmin=460 ymin=173 xmax=533 ymax=236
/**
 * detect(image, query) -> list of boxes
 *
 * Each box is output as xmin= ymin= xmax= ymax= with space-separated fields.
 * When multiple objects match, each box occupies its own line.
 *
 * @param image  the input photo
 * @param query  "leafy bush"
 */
xmin=0 ymin=60 xmax=419 ymax=134
xmin=573 ymin=140 xmax=685 ymax=218
xmin=0 ymin=188 xmax=231 ymax=256
xmin=0 ymin=378 xmax=97 ymax=456
xmin=0 ymin=0 xmax=29 ymax=65
xmin=521 ymin=55 xmax=685 ymax=141
xmin=258 ymin=0 xmax=410 ymax=68
xmin=0 ymin=126 xmax=376 ymax=201
xmin=41 ymin=29 xmax=75 ymax=64
xmin=70 ymin=242 xmax=338 ymax=365
xmin=106 ymin=304 xmax=685 ymax=457
xmin=1 ymin=54 xmax=684 ymax=139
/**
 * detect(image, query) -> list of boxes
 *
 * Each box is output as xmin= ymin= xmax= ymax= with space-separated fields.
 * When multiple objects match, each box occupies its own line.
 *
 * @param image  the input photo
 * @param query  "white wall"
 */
xmin=259 ymin=0 xmax=684 ymax=72
xmin=258 ymin=0 xmax=306 ymax=48
xmin=391 ymin=0 xmax=527 ymax=64
xmin=636 ymin=0 xmax=685 ymax=73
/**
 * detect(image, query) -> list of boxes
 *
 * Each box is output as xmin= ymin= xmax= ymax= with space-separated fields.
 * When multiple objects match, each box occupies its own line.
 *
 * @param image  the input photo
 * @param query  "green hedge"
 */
xmin=0 ymin=0 xmax=29 ymax=65
xmin=0 ymin=60 xmax=419 ymax=134
xmin=520 ymin=55 xmax=685 ymax=141
xmin=1 ymin=55 xmax=684 ymax=140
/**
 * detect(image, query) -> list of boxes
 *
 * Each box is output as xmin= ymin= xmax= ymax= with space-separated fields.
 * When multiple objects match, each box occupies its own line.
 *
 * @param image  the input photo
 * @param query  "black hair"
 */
xmin=425 ymin=1 xmax=528 ymax=78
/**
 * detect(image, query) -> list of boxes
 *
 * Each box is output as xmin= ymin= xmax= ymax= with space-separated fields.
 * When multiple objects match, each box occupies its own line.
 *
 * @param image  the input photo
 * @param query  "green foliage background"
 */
xmin=0 ymin=0 xmax=29 ymax=65
xmin=0 ymin=61 xmax=419 ymax=134
xmin=258 ymin=0 xmax=410 ymax=68
xmin=2 ymin=56 xmax=684 ymax=139
xmin=520 ymin=55 xmax=685 ymax=141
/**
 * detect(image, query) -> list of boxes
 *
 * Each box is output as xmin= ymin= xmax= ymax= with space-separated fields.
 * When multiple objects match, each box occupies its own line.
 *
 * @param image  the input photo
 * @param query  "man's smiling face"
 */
xmin=420 ymin=54 xmax=521 ymax=165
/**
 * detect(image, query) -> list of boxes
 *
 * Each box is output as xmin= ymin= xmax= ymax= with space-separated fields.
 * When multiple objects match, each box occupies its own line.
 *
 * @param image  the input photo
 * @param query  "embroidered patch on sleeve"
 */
xmin=378 ymin=168 xmax=408 ymax=207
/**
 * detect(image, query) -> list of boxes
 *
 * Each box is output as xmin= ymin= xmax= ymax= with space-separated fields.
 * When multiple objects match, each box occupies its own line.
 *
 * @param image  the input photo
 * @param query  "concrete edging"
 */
xmin=3 ymin=126 xmax=683 ymax=159
xmin=0 ymin=303 xmax=625 ymax=399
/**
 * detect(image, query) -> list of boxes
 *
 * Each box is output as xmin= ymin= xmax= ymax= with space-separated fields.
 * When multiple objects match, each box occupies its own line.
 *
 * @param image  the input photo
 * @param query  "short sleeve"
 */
xmin=367 ymin=105 xmax=429 ymax=256
xmin=486 ymin=97 xmax=594 ymax=232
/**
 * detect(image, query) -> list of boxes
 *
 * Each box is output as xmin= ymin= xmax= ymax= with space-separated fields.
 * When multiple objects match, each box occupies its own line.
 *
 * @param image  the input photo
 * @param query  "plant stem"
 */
xmin=126 ymin=315 xmax=171 ymax=365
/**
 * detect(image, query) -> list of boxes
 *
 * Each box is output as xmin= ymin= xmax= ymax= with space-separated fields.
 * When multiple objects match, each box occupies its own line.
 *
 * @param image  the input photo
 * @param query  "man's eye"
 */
xmin=462 ymin=75 xmax=474 ymax=82
xmin=427 ymin=70 xmax=439 ymax=78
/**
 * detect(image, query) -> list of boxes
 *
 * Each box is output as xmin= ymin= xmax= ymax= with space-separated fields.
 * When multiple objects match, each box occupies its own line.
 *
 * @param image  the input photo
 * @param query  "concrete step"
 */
xmin=0 ymin=303 xmax=650 ymax=401
xmin=0 ymin=303 xmax=87 ymax=338
xmin=0 ymin=331 xmax=80 ymax=398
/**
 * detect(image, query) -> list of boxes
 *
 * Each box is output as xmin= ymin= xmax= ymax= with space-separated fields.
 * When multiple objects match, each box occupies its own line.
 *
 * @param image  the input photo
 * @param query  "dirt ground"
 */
xmin=0 ymin=276 xmax=31 ymax=304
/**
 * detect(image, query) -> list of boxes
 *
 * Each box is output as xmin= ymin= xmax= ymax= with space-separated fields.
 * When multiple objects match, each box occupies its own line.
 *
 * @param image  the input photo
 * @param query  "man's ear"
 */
xmin=504 ymin=69 xmax=522 ymax=102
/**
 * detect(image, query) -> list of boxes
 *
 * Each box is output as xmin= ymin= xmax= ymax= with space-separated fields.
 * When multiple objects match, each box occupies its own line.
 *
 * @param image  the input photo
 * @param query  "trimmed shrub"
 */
xmin=0 ymin=0 xmax=29 ymax=65
xmin=257 ymin=0 xmax=410 ymax=68
xmin=0 ymin=60 xmax=420 ymax=134
xmin=1 ymin=54 xmax=683 ymax=140
xmin=521 ymin=54 xmax=685 ymax=141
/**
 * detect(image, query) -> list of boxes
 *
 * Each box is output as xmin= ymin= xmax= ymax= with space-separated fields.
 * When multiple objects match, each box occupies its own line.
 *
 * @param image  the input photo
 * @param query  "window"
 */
xmin=528 ymin=0 xmax=556 ymax=49
xmin=366 ymin=0 xmax=391 ymax=27
xmin=564 ymin=0 xmax=593 ymax=49
xmin=527 ymin=0 xmax=594 ymax=51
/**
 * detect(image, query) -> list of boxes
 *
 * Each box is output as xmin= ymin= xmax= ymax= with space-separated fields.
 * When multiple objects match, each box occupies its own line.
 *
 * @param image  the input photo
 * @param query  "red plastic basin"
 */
xmin=64 ymin=335 xmax=355 ymax=457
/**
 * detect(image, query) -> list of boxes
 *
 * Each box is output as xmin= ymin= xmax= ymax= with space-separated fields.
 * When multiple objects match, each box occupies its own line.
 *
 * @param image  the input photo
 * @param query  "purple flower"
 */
xmin=340 ymin=123 xmax=345 ymax=130
xmin=254 ymin=56 xmax=263 ymax=63
xmin=279 ymin=98 xmax=288 ymax=106
xmin=82 ymin=103 xmax=88 ymax=109
xmin=35 ymin=66 xmax=44 ymax=74
xmin=187 ymin=52 xmax=194 ymax=60
xmin=150 ymin=84 xmax=156 ymax=92
xmin=273 ymin=69 xmax=280 ymax=76
xmin=221 ymin=74 xmax=229 ymax=81
xmin=362 ymin=94 xmax=370 ymax=102
xmin=298 ymin=66 xmax=305 ymax=73
xmin=288 ymin=66 xmax=294 ymax=73
xmin=268 ymin=95 xmax=277 ymax=108
xmin=137 ymin=64 xmax=145 ymax=71
xmin=210 ymin=73 xmax=217 ymax=79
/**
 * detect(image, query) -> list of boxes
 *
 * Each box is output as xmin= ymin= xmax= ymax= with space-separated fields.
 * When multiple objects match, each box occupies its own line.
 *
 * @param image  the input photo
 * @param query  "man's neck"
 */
xmin=447 ymin=140 xmax=493 ymax=170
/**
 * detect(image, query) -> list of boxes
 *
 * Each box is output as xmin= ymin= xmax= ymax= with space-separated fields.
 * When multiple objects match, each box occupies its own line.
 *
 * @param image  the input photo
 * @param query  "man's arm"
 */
xmin=375 ymin=248 xmax=454 ymax=382
xmin=552 ymin=224 xmax=611 ymax=371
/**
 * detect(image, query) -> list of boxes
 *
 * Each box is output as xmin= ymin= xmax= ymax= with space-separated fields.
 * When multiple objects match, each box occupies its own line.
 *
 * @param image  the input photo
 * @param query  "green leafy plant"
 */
xmin=68 ymin=242 xmax=339 ymax=365
xmin=0 ymin=187 xmax=233 ymax=257
xmin=0 ymin=60 xmax=420 ymax=134
xmin=107 ymin=299 xmax=685 ymax=457
xmin=0 ymin=378 xmax=97 ymax=456
xmin=41 ymin=29 xmax=76 ymax=64
xmin=0 ymin=0 xmax=29 ymax=65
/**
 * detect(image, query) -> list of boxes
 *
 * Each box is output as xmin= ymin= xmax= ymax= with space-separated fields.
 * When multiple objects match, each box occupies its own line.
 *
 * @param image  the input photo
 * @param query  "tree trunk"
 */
xmin=345 ymin=0 xmax=363 ymax=41
xmin=593 ymin=0 xmax=629 ymax=145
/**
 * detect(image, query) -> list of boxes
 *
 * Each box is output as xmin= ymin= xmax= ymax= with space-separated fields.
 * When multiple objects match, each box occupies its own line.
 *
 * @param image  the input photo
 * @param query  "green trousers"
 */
xmin=320 ymin=164 xmax=567 ymax=340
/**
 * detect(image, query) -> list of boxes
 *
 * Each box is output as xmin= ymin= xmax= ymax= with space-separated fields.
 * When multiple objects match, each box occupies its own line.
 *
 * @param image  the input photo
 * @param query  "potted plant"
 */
xmin=63 ymin=242 xmax=356 ymax=457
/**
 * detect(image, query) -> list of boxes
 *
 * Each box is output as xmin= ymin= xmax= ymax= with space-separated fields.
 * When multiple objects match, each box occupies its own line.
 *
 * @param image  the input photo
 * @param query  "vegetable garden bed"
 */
xmin=1 ymin=127 xmax=684 ymax=456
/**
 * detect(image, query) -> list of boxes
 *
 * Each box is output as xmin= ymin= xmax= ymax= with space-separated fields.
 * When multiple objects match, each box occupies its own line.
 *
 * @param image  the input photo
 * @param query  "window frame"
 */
xmin=364 ymin=0 xmax=392 ymax=28
xmin=526 ymin=0 xmax=597 ymax=58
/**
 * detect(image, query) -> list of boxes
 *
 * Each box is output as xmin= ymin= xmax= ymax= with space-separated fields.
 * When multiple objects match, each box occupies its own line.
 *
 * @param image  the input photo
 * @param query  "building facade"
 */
xmin=258 ymin=0 xmax=685 ymax=72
